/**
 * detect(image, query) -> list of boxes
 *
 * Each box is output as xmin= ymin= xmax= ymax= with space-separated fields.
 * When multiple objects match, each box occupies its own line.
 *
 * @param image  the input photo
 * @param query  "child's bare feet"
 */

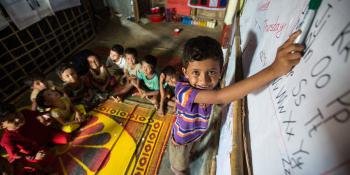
xmin=158 ymin=108 xmax=165 ymax=115
xmin=110 ymin=96 xmax=122 ymax=103
xmin=154 ymin=104 xmax=159 ymax=110
xmin=149 ymin=98 xmax=159 ymax=109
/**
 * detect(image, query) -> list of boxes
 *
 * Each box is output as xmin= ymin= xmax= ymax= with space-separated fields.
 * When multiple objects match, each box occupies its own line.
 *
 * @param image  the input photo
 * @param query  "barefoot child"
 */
xmin=158 ymin=66 xmax=180 ymax=115
xmin=123 ymin=47 xmax=141 ymax=84
xmin=134 ymin=55 xmax=160 ymax=108
xmin=106 ymin=44 xmax=126 ymax=77
xmin=112 ymin=47 xmax=142 ymax=98
xmin=24 ymin=73 xmax=62 ymax=111
xmin=87 ymin=53 xmax=116 ymax=93
xmin=169 ymin=33 xmax=304 ymax=174
xmin=0 ymin=103 xmax=70 ymax=174
xmin=57 ymin=63 xmax=97 ymax=110
xmin=36 ymin=89 xmax=86 ymax=133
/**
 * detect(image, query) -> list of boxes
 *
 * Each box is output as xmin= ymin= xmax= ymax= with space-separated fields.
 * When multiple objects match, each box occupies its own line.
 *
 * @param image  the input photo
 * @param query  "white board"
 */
xmin=236 ymin=0 xmax=350 ymax=174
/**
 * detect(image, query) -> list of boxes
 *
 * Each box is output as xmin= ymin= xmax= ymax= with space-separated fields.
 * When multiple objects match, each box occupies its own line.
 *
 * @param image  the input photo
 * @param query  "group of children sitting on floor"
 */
xmin=35 ymin=44 xmax=180 ymax=117
xmin=0 ymin=32 xmax=303 ymax=174
xmin=0 ymin=44 xmax=181 ymax=174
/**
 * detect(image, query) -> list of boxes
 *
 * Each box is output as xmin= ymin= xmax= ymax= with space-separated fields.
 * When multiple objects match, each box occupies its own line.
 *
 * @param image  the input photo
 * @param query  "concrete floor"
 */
xmin=85 ymin=16 xmax=222 ymax=175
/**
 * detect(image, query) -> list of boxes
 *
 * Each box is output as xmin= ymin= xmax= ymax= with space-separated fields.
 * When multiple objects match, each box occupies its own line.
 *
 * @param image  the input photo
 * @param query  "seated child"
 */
xmin=106 ymin=44 xmax=126 ymax=77
xmin=134 ymin=55 xmax=160 ymax=108
xmin=24 ymin=72 xmax=62 ymax=111
xmin=87 ymin=53 xmax=116 ymax=93
xmin=112 ymin=47 xmax=142 ymax=99
xmin=0 ymin=103 xmax=70 ymax=173
xmin=123 ymin=47 xmax=141 ymax=83
xmin=57 ymin=63 xmax=97 ymax=110
xmin=36 ymin=89 xmax=86 ymax=133
xmin=169 ymin=33 xmax=304 ymax=174
xmin=158 ymin=66 xmax=180 ymax=115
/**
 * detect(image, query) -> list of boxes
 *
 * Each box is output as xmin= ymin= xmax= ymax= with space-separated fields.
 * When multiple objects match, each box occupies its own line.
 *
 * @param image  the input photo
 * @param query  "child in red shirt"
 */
xmin=0 ymin=103 xmax=70 ymax=174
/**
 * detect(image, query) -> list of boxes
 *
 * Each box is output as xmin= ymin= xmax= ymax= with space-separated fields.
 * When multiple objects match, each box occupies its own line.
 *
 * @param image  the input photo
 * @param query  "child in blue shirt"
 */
xmin=170 ymin=32 xmax=304 ymax=174
xmin=134 ymin=55 xmax=160 ymax=108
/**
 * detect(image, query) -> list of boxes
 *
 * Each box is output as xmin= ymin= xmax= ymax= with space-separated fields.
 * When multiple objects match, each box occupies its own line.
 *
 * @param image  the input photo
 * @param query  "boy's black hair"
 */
xmin=36 ymin=89 xmax=63 ymax=109
xmin=56 ymin=63 xmax=76 ymax=78
xmin=23 ymin=72 xmax=45 ymax=87
xmin=72 ymin=49 xmax=92 ymax=76
xmin=35 ymin=89 xmax=48 ymax=109
xmin=141 ymin=55 xmax=157 ymax=68
xmin=0 ymin=102 xmax=16 ymax=120
xmin=182 ymin=36 xmax=223 ymax=69
xmin=87 ymin=52 xmax=101 ymax=61
xmin=111 ymin=44 xmax=124 ymax=55
xmin=125 ymin=48 xmax=138 ymax=60
xmin=161 ymin=66 xmax=177 ymax=76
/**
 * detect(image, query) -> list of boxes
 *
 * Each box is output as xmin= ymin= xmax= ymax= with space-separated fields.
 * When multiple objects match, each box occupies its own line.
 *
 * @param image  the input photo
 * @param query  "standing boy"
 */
xmin=169 ymin=32 xmax=304 ymax=174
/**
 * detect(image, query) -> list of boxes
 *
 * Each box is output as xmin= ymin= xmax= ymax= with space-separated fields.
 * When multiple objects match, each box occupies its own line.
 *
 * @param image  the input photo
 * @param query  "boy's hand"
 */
xmin=270 ymin=31 xmax=304 ymax=76
xmin=28 ymin=150 xmax=46 ymax=160
xmin=74 ymin=111 xmax=83 ymax=122
xmin=132 ymin=90 xmax=146 ymax=98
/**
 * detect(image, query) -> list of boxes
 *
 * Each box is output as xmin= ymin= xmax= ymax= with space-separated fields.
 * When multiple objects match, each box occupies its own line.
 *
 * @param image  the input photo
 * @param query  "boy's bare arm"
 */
xmin=195 ymin=31 xmax=304 ymax=104
xmin=122 ymin=68 xmax=128 ymax=79
xmin=31 ymin=101 xmax=38 ymax=111
xmin=158 ymin=73 xmax=166 ymax=114
xmin=144 ymin=90 xmax=160 ymax=97
xmin=159 ymin=73 xmax=166 ymax=100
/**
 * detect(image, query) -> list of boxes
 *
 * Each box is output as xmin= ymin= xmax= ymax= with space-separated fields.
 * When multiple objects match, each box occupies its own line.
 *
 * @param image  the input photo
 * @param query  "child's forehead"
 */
xmin=186 ymin=59 xmax=221 ymax=69
xmin=63 ymin=68 xmax=75 ymax=73
xmin=141 ymin=61 xmax=152 ymax=66
xmin=126 ymin=54 xmax=135 ymax=58
xmin=33 ymin=80 xmax=44 ymax=83
xmin=88 ymin=55 xmax=97 ymax=60
xmin=110 ymin=50 xmax=120 ymax=55
xmin=165 ymin=73 xmax=176 ymax=79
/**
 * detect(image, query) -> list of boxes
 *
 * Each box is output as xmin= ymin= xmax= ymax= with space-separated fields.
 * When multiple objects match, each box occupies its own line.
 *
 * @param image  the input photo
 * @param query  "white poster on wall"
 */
xmin=238 ymin=0 xmax=350 ymax=174
xmin=0 ymin=13 xmax=8 ymax=30
xmin=49 ymin=0 xmax=81 ymax=12
xmin=0 ymin=0 xmax=53 ymax=30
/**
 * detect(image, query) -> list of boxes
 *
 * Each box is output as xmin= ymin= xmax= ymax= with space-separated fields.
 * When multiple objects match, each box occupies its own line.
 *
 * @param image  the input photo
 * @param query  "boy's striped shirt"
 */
xmin=172 ymin=82 xmax=212 ymax=145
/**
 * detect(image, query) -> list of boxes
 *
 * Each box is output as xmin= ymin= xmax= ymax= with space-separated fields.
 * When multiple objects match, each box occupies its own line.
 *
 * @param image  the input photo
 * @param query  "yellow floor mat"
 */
xmin=54 ymin=99 xmax=174 ymax=175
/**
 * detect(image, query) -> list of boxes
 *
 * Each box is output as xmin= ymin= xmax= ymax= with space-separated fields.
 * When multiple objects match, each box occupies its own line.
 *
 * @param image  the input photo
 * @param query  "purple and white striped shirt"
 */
xmin=172 ymin=81 xmax=212 ymax=145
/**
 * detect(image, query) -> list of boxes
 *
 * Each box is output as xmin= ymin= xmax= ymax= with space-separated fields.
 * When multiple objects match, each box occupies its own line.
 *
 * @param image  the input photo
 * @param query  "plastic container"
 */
xmin=151 ymin=7 xmax=160 ymax=14
xmin=147 ymin=14 xmax=164 ymax=23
